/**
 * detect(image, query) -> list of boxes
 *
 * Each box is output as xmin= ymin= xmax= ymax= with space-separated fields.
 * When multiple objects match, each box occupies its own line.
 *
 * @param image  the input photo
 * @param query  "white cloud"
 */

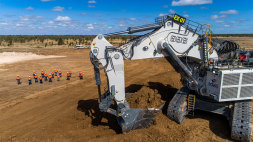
xmin=40 ymin=0 xmax=53 ymax=1
xmin=224 ymin=24 xmax=230 ymax=27
xmin=19 ymin=15 xmax=32 ymax=21
xmin=129 ymin=18 xmax=136 ymax=21
xmin=48 ymin=21 xmax=54 ymax=24
xmin=159 ymin=13 xmax=168 ymax=17
xmin=26 ymin=7 xmax=34 ymax=10
xmin=216 ymin=20 xmax=224 ymax=23
xmin=52 ymin=6 xmax=64 ymax=12
xmin=183 ymin=14 xmax=189 ymax=18
xmin=88 ymin=0 xmax=96 ymax=3
xmin=16 ymin=23 xmax=25 ymax=27
xmin=55 ymin=16 xmax=71 ymax=21
xmin=36 ymin=16 xmax=43 ymax=19
xmin=0 ymin=22 xmax=8 ymax=25
xmin=172 ymin=0 xmax=212 ymax=6
xmin=210 ymin=14 xmax=227 ymax=20
xmin=88 ymin=5 xmax=95 ymax=8
xmin=18 ymin=15 xmax=43 ymax=22
xmin=161 ymin=5 xmax=168 ymax=8
xmin=119 ymin=24 xmax=125 ymax=27
xmin=57 ymin=23 xmax=67 ymax=27
xmin=169 ymin=9 xmax=176 ymax=14
xmin=200 ymin=7 xmax=208 ymax=9
xmin=230 ymin=19 xmax=247 ymax=24
xmin=219 ymin=10 xmax=239 ymax=15
xmin=86 ymin=23 xmax=94 ymax=30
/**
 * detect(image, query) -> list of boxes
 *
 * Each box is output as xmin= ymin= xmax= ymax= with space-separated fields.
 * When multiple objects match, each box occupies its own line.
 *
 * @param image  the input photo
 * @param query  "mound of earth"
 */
xmin=127 ymin=86 xmax=165 ymax=109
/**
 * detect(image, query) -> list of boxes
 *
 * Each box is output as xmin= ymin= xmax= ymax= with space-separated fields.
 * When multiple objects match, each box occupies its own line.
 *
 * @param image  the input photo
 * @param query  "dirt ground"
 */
xmin=0 ymin=38 xmax=253 ymax=142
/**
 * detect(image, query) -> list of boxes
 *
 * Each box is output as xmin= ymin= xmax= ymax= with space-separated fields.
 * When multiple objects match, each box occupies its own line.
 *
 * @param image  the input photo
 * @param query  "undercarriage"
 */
xmin=168 ymin=87 xmax=252 ymax=141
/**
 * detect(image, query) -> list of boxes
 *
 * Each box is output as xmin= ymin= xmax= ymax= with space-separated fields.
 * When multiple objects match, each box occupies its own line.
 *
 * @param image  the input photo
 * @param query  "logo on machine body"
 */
xmin=170 ymin=35 xmax=188 ymax=44
xmin=208 ymin=82 xmax=219 ymax=88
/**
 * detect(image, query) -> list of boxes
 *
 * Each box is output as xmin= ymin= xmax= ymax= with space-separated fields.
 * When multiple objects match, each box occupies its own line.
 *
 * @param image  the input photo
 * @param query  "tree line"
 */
xmin=0 ymin=35 xmax=137 ymax=47
xmin=0 ymin=34 xmax=252 ymax=47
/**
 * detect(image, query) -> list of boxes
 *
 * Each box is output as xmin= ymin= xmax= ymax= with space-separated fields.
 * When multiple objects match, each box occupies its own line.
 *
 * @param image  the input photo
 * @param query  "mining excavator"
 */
xmin=89 ymin=14 xmax=253 ymax=141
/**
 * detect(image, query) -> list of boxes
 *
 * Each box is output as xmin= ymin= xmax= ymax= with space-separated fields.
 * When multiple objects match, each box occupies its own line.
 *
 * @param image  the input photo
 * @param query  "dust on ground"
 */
xmin=0 ymin=52 xmax=65 ymax=66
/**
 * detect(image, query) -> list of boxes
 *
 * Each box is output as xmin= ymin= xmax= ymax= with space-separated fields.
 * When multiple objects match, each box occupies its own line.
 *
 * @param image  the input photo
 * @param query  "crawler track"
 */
xmin=231 ymin=101 xmax=252 ymax=141
xmin=167 ymin=87 xmax=188 ymax=124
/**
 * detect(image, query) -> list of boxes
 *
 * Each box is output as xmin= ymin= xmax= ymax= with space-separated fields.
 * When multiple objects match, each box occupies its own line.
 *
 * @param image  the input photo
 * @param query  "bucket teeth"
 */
xmin=118 ymin=109 xmax=160 ymax=133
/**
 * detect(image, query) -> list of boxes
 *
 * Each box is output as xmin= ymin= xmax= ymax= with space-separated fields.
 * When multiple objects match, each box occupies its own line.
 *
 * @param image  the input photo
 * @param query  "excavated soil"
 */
xmin=0 ymin=47 xmax=252 ymax=142
xmin=127 ymin=86 xmax=165 ymax=109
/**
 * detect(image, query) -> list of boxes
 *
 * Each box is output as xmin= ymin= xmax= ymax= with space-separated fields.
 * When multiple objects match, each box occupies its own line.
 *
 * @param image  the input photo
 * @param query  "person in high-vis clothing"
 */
xmin=33 ymin=72 xmax=36 ymax=78
xmin=48 ymin=74 xmax=52 ymax=82
xmin=28 ymin=76 xmax=32 ymax=85
xmin=51 ymin=72 xmax=54 ymax=78
xmin=39 ymin=76 xmax=43 ymax=84
xmin=79 ymin=72 xmax=84 ymax=80
xmin=69 ymin=71 xmax=72 ymax=77
xmin=66 ymin=72 xmax=70 ymax=80
xmin=54 ymin=69 xmax=58 ymax=76
xmin=44 ymin=73 xmax=48 ymax=81
xmin=59 ymin=71 xmax=62 ymax=77
xmin=16 ymin=75 xmax=21 ymax=85
xmin=41 ymin=71 xmax=45 ymax=78
xmin=57 ymin=75 xmax=60 ymax=81
xmin=34 ymin=74 xmax=38 ymax=83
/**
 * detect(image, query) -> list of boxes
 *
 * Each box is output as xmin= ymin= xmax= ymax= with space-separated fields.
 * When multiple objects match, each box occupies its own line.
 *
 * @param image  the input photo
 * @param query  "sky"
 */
xmin=0 ymin=0 xmax=252 ymax=35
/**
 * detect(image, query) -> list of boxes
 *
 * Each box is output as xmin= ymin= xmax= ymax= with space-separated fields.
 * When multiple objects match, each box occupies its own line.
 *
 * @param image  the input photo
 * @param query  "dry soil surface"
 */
xmin=0 ymin=47 xmax=252 ymax=142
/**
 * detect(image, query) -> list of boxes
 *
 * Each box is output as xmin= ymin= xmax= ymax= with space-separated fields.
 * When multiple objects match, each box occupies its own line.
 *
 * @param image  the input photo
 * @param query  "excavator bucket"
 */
xmin=117 ymin=108 xmax=161 ymax=133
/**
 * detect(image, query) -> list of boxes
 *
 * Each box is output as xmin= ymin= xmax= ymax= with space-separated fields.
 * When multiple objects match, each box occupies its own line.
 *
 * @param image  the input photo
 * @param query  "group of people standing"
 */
xmin=16 ymin=70 xmax=84 ymax=85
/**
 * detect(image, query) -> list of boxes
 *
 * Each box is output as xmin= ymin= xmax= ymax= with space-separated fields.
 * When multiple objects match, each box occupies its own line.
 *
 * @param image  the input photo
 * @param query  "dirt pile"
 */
xmin=127 ymin=86 xmax=165 ymax=109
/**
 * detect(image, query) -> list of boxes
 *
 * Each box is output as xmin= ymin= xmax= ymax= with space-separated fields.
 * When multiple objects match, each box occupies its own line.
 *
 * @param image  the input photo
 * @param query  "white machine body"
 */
xmin=206 ymin=69 xmax=253 ymax=102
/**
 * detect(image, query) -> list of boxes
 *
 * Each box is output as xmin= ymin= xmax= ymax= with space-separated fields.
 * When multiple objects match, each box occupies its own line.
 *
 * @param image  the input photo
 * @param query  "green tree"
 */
xmin=58 ymin=38 xmax=64 ymax=45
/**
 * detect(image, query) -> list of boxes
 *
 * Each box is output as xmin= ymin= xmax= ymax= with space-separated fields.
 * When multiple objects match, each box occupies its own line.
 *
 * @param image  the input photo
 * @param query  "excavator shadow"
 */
xmin=147 ymin=82 xmax=178 ymax=114
xmin=125 ymin=82 xmax=178 ymax=100
xmin=77 ymin=99 xmax=122 ymax=134
xmin=188 ymin=110 xmax=232 ymax=140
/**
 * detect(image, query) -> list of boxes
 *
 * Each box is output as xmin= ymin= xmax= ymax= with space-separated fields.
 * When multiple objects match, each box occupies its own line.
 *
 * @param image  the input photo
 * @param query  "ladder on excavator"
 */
xmin=187 ymin=94 xmax=196 ymax=116
xmin=200 ymin=24 xmax=213 ymax=65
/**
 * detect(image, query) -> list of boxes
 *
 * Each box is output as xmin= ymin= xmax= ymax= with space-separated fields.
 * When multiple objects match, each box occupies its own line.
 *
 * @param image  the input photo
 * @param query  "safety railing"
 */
xmin=155 ymin=14 xmax=204 ymax=34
